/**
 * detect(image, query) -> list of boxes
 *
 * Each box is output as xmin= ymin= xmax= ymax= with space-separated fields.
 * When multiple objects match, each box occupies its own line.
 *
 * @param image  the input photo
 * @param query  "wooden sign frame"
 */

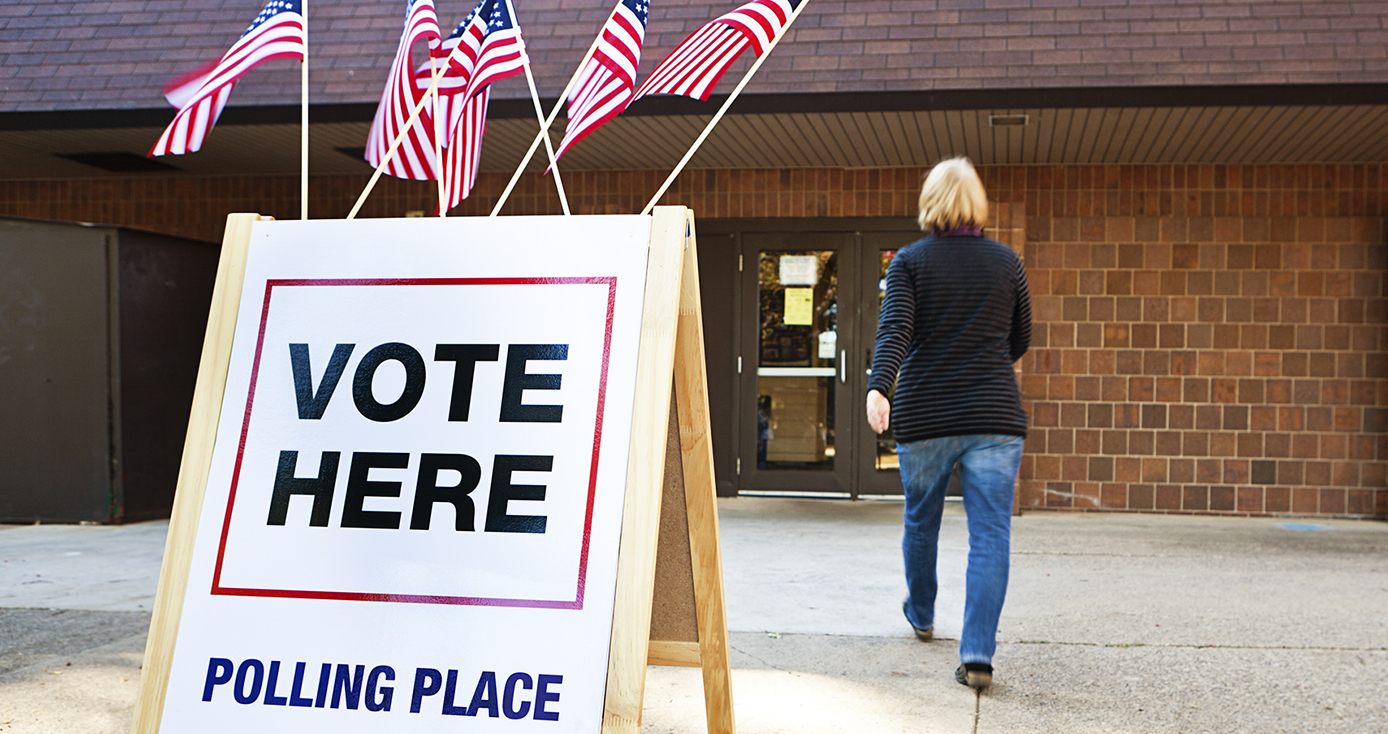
xmin=132 ymin=207 xmax=733 ymax=734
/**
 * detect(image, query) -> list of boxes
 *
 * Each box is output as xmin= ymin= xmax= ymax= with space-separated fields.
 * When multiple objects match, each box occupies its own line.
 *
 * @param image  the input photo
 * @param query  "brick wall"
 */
xmin=2 ymin=163 xmax=1383 ymax=518
xmin=1003 ymin=168 xmax=1387 ymax=519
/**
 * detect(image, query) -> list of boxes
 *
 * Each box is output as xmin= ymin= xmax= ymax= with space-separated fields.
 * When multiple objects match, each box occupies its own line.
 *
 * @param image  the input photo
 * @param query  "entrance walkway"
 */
xmin=2 ymin=498 xmax=1385 ymax=732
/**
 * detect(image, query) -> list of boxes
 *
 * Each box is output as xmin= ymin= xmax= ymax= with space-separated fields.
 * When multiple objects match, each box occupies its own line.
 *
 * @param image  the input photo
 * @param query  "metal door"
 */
xmin=854 ymin=231 xmax=967 ymax=497
xmin=853 ymin=231 xmax=928 ymax=494
xmin=737 ymin=232 xmax=858 ymax=494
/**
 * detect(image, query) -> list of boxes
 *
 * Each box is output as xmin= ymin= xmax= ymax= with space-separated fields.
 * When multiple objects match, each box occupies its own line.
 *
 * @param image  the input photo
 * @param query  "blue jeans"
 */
xmin=897 ymin=434 xmax=1024 ymax=665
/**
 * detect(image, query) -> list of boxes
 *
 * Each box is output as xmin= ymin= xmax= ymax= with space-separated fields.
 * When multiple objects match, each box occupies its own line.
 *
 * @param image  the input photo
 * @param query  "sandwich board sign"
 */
xmin=133 ymin=208 xmax=734 ymax=734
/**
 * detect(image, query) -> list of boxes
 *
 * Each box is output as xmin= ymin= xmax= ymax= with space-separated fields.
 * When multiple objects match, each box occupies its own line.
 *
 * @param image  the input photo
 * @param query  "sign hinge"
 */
xmin=738 ymin=253 xmax=743 ymax=272
xmin=736 ymin=457 xmax=741 ymax=475
xmin=737 ymin=356 xmax=742 ymax=374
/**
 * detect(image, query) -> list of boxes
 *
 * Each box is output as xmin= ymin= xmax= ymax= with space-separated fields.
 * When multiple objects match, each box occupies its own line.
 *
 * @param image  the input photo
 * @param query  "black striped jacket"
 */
xmin=868 ymin=235 xmax=1032 ymax=443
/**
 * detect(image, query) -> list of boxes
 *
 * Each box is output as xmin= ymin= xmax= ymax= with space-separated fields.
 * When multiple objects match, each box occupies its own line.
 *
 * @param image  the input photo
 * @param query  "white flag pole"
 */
xmin=430 ymin=56 xmax=446 ymax=217
xmin=489 ymin=0 xmax=620 ymax=217
xmin=505 ymin=0 xmax=569 ymax=215
xmin=300 ymin=0 xmax=309 ymax=220
xmin=641 ymin=0 xmax=807 ymax=215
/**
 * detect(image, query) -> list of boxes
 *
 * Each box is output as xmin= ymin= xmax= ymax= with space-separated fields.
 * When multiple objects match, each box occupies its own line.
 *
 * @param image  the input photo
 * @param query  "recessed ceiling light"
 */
xmin=988 ymin=114 xmax=1029 ymax=127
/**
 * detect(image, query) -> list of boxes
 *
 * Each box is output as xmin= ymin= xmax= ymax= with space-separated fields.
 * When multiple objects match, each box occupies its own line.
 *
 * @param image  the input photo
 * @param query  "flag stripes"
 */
xmin=438 ymin=88 xmax=490 ymax=214
xmin=717 ymin=0 xmax=793 ymax=54
xmin=632 ymin=23 xmax=745 ymax=101
xmin=465 ymin=0 xmax=527 ymax=102
xmin=421 ymin=0 xmax=490 ymax=143
xmin=632 ymin=0 xmax=798 ymax=102
xmin=555 ymin=0 xmax=649 ymax=160
xmin=365 ymin=0 xmax=443 ymax=181
xmin=150 ymin=0 xmax=304 ymax=156
xmin=427 ymin=0 xmax=528 ymax=211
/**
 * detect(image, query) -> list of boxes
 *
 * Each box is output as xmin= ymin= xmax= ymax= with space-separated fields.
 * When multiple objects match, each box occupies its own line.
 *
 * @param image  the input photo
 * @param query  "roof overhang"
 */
xmin=2 ymin=84 xmax=1384 ymax=180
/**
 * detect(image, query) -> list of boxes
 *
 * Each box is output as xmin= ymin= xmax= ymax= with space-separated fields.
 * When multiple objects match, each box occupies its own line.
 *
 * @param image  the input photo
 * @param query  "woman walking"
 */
xmin=866 ymin=157 xmax=1031 ymax=690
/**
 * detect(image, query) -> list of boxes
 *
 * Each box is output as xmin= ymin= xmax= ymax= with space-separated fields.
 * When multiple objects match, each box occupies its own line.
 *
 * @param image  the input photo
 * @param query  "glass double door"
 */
xmin=736 ymin=230 xmax=920 ymax=496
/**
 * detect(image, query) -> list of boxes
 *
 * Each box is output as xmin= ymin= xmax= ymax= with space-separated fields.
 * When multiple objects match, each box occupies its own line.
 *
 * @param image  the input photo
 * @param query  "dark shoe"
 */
xmin=902 ymin=601 xmax=932 ymax=641
xmin=955 ymin=663 xmax=993 ymax=690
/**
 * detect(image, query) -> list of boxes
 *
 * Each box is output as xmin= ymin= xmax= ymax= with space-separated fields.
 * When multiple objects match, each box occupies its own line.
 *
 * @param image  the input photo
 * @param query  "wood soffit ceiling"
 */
xmin=4 ymin=98 xmax=1386 ymax=181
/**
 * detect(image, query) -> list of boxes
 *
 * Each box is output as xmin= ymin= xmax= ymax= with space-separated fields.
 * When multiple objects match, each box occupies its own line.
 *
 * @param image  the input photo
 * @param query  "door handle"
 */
xmin=839 ymin=350 xmax=846 ymax=383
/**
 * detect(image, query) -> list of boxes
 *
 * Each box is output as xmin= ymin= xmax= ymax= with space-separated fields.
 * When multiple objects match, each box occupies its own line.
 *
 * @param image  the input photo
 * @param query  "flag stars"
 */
xmin=244 ymin=0 xmax=300 ymax=38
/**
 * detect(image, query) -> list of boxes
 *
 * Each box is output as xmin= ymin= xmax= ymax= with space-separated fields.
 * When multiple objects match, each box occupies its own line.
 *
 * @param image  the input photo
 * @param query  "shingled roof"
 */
xmin=2 ymin=0 xmax=1386 ymax=115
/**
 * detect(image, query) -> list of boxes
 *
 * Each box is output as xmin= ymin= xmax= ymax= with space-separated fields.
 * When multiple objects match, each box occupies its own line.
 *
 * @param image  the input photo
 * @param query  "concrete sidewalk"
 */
xmin=2 ymin=498 xmax=1386 ymax=732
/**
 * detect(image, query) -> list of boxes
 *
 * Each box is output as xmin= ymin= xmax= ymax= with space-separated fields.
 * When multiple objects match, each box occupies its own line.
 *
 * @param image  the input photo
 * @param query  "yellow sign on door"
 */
xmin=784 ymin=287 xmax=813 ymax=325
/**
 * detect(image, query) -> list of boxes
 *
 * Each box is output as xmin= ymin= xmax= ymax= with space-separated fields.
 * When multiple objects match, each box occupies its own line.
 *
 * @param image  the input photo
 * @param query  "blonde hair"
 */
xmin=917 ymin=157 xmax=988 ymax=232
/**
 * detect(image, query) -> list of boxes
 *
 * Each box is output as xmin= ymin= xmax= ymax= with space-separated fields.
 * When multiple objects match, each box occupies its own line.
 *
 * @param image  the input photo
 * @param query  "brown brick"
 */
xmin=1334 ymin=407 xmax=1361 ymax=432
xmin=1183 ymin=485 xmax=1209 ymax=511
xmin=1183 ymin=431 xmax=1210 ymax=457
xmin=1062 ymin=456 xmax=1087 ymax=482
xmin=1076 ymin=430 xmax=1101 ymax=455
xmin=1076 ymin=323 xmax=1102 ymax=347
xmin=1088 ymin=457 xmax=1114 ymax=482
xmin=1237 ymin=487 xmax=1265 ymax=513
xmin=1320 ymin=489 xmax=1347 ymax=516
xmin=1172 ymin=243 xmax=1199 ymax=268
xmin=1155 ymin=485 xmax=1182 ymax=511
xmin=1223 ymin=405 xmax=1249 ymax=431
xmin=1291 ymin=487 xmax=1319 ymax=514
xmin=1209 ymin=486 xmax=1236 ymax=511
xmin=1141 ymin=404 xmax=1167 ymax=429
xmin=1130 ymin=431 xmax=1154 ymax=456
xmin=1129 ymin=484 xmax=1155 ymax=510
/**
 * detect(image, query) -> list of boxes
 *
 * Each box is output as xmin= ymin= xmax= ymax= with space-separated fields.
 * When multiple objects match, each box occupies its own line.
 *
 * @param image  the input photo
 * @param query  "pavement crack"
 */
xmin=1012 ymin=550 xmax=1169 ymax=558
xmin=972 ymin=688 xmax=981 ymax=734
xmin=1012 ymin=640 xmax=1387 ymax=652
xmin=727 ymin=642 xmax=791 ymax=672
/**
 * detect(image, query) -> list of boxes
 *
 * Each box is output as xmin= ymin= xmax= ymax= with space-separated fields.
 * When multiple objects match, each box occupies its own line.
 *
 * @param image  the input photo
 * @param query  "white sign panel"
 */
xmin=777 ymin=255 xmax=818 ymax=286
xmin=159 ymin=216 xmax=651 ymax=732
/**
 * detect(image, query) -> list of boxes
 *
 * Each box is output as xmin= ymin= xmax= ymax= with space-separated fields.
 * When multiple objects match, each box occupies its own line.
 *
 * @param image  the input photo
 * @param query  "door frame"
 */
xmin=697 ymin=217 xmax=920 ymax=497
xmin=854 ymin=229 xmax=933 ymax=495
xmin=738 ymin=231 xmax=857 ymax=493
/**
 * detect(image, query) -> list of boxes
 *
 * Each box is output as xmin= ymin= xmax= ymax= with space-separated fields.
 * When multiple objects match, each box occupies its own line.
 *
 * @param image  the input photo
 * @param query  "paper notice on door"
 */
xmin=784 ymin=287 xmax=814 ymax=325
xmin=779 ymin=255 xmax=818 ymax=286
xmin=818 ymin=330 xmax=837 ymax=359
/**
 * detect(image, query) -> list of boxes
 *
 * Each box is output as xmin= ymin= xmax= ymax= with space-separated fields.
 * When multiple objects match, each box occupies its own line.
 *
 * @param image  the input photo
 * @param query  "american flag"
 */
xmin=424 ymin=0 xmax=530 ymax=212
xmin=465 ymin=0 xmax=528 ymax=102
xmin=150 ymin=0 xmax=305 ymax=157
xmin=632 ymin=0 xmax=799 ymax=102
xmin=437 ymin=88 xmax=491 ymax=214
xmin=554 ymin=0 xmax=650 ymax=161
xmin=417 ymin=0 xmax=490 ymax=152
xmin=365 ymin=0 xmax=443 ymax=181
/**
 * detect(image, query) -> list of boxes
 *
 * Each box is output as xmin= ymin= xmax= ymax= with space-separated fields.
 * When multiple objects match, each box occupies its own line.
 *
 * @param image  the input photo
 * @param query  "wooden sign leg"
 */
xmin=673 ymin=216 xmax=736 ymax=734
xmin=602 ymin=207 xmax=689 ymax=734
xmin=132 ymin=213 xmax=261 ymax=734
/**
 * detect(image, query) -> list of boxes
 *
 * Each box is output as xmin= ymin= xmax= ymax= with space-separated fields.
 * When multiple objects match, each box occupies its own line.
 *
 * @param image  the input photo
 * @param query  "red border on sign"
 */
xmin=209 ymin=277 xmax=618 ymax=610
